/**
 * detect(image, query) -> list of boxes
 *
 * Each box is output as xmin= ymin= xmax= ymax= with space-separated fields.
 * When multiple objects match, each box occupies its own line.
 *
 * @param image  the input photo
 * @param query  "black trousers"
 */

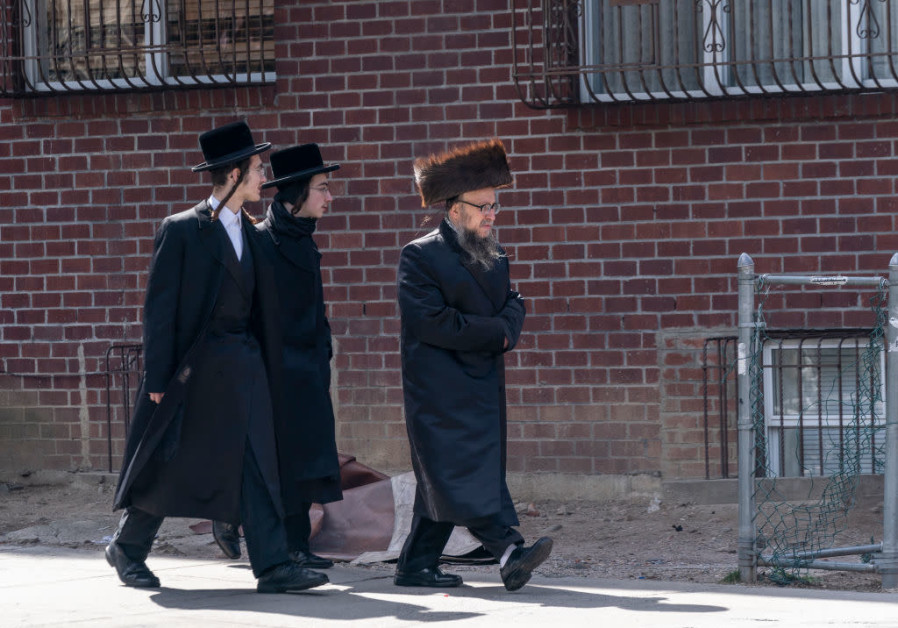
xmin=396 ymin=513 xmax=524 ymax=573
xmin=113 ymin=441 xmax=289 ymax=578
xmin=284 ymin=504 xmax=313 ymax=553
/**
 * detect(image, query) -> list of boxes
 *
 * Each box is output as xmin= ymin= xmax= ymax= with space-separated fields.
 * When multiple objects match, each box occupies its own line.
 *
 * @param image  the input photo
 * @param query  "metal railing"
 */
xmin=702 ymin=336 xmax=737 ymax=480
xmin=512 ymin=0 xmax=898 ymax=108
xmin=105 ymin=343 xmax=141 ymax=472
xmin=0 ymin=0 xmax=274 ymax=96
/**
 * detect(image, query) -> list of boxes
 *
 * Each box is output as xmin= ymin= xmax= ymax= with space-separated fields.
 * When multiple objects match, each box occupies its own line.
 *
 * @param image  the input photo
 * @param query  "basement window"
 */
xmin=761 ymin=336 xmax=884 ymax=478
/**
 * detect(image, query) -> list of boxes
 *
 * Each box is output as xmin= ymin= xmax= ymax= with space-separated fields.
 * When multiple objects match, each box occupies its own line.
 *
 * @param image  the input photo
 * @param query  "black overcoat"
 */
xmin=257 ymin=201 xmax=342 ymax=514
xmin=113 ymin=200 xmax=283 ymax=524
xmin=397 ymin=219 xmax=525 ymax=525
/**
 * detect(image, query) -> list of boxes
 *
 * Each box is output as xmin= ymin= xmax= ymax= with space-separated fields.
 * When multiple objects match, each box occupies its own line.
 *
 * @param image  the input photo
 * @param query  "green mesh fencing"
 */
xmin=748 ymin=276 xmax=888 ymax=584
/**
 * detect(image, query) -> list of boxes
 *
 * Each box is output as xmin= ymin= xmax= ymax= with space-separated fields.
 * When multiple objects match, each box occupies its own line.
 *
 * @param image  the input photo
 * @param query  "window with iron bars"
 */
xmin=512 ymin=0 xmax=898 ymax=107
xmin=761 ymin=336 xmax=885 ymax=478
xmin=0 ymin=0 xmax=274 ymax=95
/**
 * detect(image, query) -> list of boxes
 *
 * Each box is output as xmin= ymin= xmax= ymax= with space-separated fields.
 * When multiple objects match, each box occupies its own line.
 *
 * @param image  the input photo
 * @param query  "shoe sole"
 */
xmin=257 ymin=575 xmax=329 ymax=594
xmin=393 ymin=576 xmax=463 ymax=587
xmin=214 ymin=538 xmax=241 ymax=560
xmin=502 ymin=538 xmax=553 ymax=592
xmin=213 ymin=529 xmax=241 ymax=560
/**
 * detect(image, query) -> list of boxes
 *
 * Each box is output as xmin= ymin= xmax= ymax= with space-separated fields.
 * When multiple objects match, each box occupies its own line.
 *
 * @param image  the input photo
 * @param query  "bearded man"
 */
xmin=394 ymin=139 xmax=552 ymax=591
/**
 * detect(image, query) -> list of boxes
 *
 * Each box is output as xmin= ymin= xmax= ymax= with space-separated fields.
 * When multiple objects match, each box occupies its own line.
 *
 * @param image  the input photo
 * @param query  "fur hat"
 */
xmin=414 ymin=139 xmax=513 ymax=207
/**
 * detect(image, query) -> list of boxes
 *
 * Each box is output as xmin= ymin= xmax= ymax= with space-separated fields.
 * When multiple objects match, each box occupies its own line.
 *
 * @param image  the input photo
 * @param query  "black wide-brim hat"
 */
xmin=261 ymin=143 xmax=340 ymax=190
xmin=191 ymin=121 xmax=271 ymax=172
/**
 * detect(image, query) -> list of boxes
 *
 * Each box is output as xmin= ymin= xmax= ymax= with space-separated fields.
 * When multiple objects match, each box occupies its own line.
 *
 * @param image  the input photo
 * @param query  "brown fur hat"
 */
xmin=414 ymin=139 xmax=513 ymax=206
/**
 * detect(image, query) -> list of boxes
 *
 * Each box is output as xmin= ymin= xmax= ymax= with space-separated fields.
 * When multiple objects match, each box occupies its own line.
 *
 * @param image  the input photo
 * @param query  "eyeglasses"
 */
xmin=310 ymin=184 xmax=331 ymax=195
xmin=455 ymin=199 xmax=500 ymax=215
xmin=249 ymin=166 xmax=266 ymax=176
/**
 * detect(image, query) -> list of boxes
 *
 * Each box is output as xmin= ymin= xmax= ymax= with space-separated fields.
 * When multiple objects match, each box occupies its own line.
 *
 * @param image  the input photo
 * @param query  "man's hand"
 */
xmin=149 ymin=392 xmax=164 ymax=404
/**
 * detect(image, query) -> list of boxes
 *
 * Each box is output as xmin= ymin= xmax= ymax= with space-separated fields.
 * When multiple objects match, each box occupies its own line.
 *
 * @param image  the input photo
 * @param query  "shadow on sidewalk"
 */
xmin=148 ymin=576 xmax=727 ymax=622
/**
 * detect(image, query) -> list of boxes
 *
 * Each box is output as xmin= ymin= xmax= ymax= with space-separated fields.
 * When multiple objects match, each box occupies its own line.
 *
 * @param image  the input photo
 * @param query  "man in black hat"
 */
xmin=107 ymin=121 xmax=328 ymax=593
xmin=395 ymin=139 xmax=552 ymax=591
xmin=252 ymin=143 xmax=344 ymax=569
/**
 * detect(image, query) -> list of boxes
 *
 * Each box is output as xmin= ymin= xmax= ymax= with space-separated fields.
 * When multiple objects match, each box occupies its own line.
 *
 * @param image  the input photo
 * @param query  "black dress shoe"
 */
xmin=500 ymin=537 xmax=553 ymax=591
xmin=290 ymin=549 xmax=334 ymax=569
xmin=394 ymin=566 xmax=463 ymax=588
xmin=212 ymin=521 xmax=241 ymax=559
xmin=105 ymin=542 xmax=160 ymax=588
xmin=257 ymin=562 xmax=329 ymax=593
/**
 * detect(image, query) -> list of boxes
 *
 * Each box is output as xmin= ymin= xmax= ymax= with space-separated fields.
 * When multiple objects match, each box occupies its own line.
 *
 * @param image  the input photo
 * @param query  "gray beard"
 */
xmin=457 ymin=225 xmax=504 ymax=270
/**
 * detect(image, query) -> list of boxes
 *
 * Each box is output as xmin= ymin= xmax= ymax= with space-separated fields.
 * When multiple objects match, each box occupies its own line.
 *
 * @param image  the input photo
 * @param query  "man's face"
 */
xmin=450 ymin=187 xmax=497 ymax=238
xmin=235 ymin=154 xmax=267 ymax=204
xmin=297 ymin=173 xmax=333 ymax=219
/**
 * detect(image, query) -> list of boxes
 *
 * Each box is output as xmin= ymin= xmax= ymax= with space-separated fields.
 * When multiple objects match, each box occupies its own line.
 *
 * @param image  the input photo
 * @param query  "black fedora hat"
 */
xmin=261 ymin=144 xmax=340 ymax=190
xmin=192 ymin=121 xmax=271 ymax=172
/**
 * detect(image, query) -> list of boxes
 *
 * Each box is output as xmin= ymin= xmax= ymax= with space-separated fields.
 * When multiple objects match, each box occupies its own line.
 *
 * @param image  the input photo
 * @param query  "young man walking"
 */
xmin=108 ymin=121 xmax=327 ymax=594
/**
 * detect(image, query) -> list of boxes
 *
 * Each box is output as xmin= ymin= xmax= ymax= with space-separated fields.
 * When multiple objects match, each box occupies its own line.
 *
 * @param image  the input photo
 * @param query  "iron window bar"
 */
xmin=0 ymin=0 xmax=274 ymax=96
xmin=512 ymin=0 xmax=898 ymax=108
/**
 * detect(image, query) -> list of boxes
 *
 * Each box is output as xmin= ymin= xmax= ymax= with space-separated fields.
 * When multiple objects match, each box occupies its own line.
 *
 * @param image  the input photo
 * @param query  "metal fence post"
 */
xmin=737 ymin=253 xmax=757 ymax=583
xmin=881 ymin=253 xmax=898 ymax=589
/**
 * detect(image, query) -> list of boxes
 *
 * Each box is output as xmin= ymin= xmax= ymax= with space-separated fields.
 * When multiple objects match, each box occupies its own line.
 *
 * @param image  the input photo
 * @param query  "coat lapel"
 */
xmin=463 ymin=257 xmax=508 ymax=313
xmin=200 ymin=201 xmax=254 ymax=298
xmin=440 ymin=220 xmax=506 ymax=313
xmin=195 ymin=200 xmax=226 ymax=266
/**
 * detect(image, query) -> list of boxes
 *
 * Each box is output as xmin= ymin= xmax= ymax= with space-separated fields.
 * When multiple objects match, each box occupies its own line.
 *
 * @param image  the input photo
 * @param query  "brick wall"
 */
xmin=2 ymin=0 xmax=897 ymax=480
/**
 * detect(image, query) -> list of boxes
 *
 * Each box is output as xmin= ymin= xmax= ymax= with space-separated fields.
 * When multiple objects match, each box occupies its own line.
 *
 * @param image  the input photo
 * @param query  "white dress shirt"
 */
xmin=210 ymin=195 xmax=243 ymax=261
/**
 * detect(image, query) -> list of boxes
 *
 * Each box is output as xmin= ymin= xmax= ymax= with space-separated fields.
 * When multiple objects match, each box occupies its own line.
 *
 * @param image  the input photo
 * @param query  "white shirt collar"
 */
xmin=211 ymin=195 xmax=241 ymax=229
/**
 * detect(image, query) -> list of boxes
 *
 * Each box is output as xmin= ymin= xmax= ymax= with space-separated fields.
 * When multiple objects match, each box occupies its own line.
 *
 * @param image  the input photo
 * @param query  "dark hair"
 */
xmin=208 ymin=157 xmax=251 ymax=221
xmin=275 ymin=178 xmax=312 ymax=213
xmin=209 ymin=157 xmax=250 ymax=188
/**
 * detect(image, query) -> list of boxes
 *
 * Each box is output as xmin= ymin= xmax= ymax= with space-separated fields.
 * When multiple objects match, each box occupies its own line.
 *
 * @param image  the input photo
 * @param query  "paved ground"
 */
xmin=3 ymin=545 xmax=898 ymax=627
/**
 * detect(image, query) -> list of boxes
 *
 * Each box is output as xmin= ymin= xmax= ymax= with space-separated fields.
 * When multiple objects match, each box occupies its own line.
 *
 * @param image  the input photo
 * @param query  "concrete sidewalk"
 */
xmin=2 ymin=545 xmax=897 ymax=627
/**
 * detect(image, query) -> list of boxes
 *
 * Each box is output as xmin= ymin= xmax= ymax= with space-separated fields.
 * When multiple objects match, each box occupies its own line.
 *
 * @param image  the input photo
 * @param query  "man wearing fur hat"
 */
xmin=395 ymin=139 xmax=552 ymax=591
xmin=107 ymin=121 xmax=328 ymax=594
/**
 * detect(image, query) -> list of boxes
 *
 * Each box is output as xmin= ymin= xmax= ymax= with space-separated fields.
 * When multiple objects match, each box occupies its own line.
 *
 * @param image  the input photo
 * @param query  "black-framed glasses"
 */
xmin=456 ymin=199 xmax=500 ymax=215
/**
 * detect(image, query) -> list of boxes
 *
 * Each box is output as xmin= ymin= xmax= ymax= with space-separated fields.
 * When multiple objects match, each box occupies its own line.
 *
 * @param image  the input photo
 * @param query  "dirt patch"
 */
xmin=0 ymin=477 xmax=886 ymax=591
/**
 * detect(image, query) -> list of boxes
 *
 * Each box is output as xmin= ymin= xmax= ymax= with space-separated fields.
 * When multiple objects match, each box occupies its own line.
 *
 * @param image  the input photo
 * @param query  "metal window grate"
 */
xmin=512 ymin=0 xmax=898 ymax=108
xmin=761 ymin=332 xmax=885 ymax=478
xmin=0 ymin=0 xmax=274 ymax=96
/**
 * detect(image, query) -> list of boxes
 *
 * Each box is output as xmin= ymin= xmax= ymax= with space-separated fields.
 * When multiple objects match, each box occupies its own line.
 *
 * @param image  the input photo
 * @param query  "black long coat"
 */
xmin=397 ymin=219 xmax=526 ymax=525
xmin=113 ymin=201 xmax=283 ymax=525
xmin=257 ymin=201 xmax=342 ymax=514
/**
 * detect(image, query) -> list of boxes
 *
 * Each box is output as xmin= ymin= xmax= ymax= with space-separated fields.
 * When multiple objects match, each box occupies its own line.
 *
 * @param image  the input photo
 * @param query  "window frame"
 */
xmin=15 ymin=0 xmax=275 ymax=95
xmin=761 ymin=337 xmax=885 ymax=478
xmin=580 ymin=0 xmax=881 ymax=103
